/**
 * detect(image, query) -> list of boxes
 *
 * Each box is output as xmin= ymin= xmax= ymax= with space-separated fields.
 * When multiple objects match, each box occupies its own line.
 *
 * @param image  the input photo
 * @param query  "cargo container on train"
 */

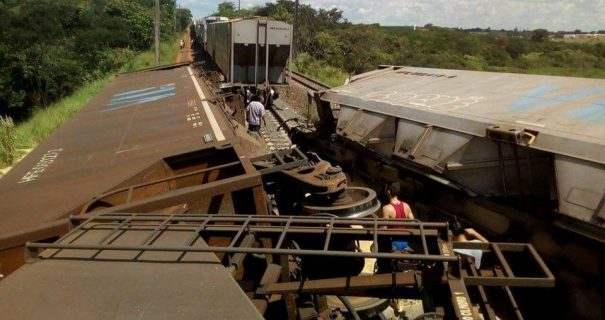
xmin=206 ymin=17 xmax=292 ymax=87
xmin=196 ymin=16 xmax=229 ymax=51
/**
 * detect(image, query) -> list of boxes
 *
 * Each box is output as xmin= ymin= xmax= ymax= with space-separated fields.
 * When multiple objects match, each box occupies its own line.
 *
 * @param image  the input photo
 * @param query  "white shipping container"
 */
xmin=206 ymin=17 xmax=292 ymax=86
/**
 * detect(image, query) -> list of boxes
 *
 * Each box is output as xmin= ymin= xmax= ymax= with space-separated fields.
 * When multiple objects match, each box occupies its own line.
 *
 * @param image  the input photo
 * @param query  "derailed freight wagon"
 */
xmin=206 ymin=17 xmax=292 ymax=86
xmin=195 ymin=16 xmax=229 ymax=51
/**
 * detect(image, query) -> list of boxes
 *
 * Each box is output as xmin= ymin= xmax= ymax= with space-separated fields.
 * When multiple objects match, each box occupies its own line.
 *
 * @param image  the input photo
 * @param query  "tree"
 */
xmin=272 ymin=4 xmax=293 ymax=23
xmin=531 ymin=29 xmax=549 ymax=42
xmin=176 ymin=8 xmax=192 ymax=32
xmin=215 ymin=1 xmax=237 ymax=18
xmin=0 ymin=0 xmax=180 ymax=119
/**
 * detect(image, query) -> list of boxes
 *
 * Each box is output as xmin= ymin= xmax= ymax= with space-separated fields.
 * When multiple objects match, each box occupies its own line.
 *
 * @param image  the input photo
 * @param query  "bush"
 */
xmin=293 ymin=53 xmax=349 ymax=87
xmin=98 ymin=48 xmax=137 ymax=73
xmin=0 ymin=115 xmax=16 ymax=165
xmin=562 ymin=49 xmax=598 ymax=69
xmin=516 ymin=52 xmax=551 ymax=69
xmin=463 ymin=55 xmax=488 ymax=70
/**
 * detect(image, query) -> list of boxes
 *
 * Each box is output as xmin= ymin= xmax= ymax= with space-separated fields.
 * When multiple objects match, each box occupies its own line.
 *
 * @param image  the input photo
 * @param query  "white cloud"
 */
xmin=183 ymin=0 xmax=605 ymax=31
xmin=357 ymin=7 xmax=369 ymax=17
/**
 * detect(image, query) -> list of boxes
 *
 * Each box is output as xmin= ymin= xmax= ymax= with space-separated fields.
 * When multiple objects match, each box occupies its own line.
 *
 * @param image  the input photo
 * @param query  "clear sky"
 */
xmin=179 ymin=0 xmax=605 ymax=32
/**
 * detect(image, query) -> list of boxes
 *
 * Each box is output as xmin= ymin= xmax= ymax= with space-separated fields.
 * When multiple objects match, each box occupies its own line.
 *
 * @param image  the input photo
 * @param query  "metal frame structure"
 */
xmin=23 ymin=213 xmax=555 ymax=320
xmin=250 ymin=148 xmax=309 ymax=175
xmin=453 ymin=241 xmax=555 ymax=288
xmin=27 ymin=214 xmax=453 ymax=263
xmin=79 ymin=160 xmax=242 ymax=214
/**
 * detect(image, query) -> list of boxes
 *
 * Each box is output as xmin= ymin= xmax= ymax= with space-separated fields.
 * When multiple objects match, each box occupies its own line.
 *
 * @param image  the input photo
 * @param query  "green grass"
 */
xmin=14 ymin=75 xmax=114 ymax=149
xmin=120 ymin=37 xmax=182 ymax=72
xmin=0 ymin=38 xmax=181 ymax=170
xmin=0 ymin=75 xmax=114 ymax=169
xmin=291 ymin=53 xmax=350 ymax=87
xmin=527 ymin=66 xmax=605 ymax=78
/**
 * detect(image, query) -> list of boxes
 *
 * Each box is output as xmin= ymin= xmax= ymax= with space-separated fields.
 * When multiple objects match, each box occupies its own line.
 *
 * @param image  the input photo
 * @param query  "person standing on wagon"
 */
xmin=382 ymin=182 xmax=415 ymax=251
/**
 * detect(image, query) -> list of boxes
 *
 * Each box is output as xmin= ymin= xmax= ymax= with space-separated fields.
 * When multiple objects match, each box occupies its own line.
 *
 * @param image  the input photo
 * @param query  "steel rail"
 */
xmin=286 ymin=69 xmax=331 ymax=91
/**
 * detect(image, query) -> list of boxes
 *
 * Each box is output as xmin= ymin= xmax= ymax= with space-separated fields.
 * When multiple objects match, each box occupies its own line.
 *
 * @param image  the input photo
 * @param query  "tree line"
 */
xmin=212 ymin=1 xmax=605 ymax=80
xmin=0 ymin=0 xmax=192 ymax=120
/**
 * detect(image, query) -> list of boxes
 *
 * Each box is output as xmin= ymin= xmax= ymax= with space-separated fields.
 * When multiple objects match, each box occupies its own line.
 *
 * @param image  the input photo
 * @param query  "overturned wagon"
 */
xmin=319 ymin=66 xmax=605 ymax=236
xmin=206 ymin=17 xmax=292 ymax=86
xmin=312 ymin=65 xmax=604 ymax=318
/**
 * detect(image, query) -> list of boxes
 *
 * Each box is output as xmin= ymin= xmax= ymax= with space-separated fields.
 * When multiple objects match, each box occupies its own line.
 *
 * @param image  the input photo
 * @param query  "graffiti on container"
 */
xmin=18 ymin=149 xmax=63 ymax=184
xmin=398 ymin=70 xmax=456 ymax=78
xmin=568 ymin=99 xmax=605 ymax=123
xmin=103 ymin=84 xmax=176 ymax=112
xmin=361 ymin=90 xmax=484 ymax=111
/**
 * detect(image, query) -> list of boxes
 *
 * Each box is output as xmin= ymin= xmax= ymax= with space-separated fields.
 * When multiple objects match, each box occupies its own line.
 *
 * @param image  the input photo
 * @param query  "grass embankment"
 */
xmin=527 ymin=66 xmax=605 ymax=78
xmin=0 ymin=38 xmax=181 ymax=171
xmin=291 ymin=53 xmax=350 ymax=88
xmin=120 ymin=37 xmax=182 ymax=72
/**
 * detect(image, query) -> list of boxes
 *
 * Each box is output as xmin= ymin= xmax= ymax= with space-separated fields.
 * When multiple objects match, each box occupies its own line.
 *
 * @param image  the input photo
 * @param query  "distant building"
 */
xmin=563 ymin=33 xmax=605 ymax=39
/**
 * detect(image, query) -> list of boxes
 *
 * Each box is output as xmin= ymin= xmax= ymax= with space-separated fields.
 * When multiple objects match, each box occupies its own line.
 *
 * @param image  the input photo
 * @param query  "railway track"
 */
xmin=247 ymin=69 xmax=330 ymax=146
xmin=286 ymin=69 xmax=331 ymax=91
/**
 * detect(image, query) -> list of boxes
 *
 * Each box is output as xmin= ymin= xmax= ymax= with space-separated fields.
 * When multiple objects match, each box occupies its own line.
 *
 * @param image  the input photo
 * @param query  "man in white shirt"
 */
xmin=451 ymin=219 xmax=488 ymax=269
xmin=246 ymin=95 xmax=266 ymax=132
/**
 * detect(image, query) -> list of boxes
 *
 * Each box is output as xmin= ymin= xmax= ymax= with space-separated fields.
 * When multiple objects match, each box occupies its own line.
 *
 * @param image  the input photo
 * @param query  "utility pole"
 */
xmin=238 ymin=0 xmax=241 ymax=12
xmin=173 ymin=1 xmax=177 ymax=36
xmin=154 ymin=0 xmax=161 ymax=65
xmin=293 ymin=0 xmax=299 ymax=59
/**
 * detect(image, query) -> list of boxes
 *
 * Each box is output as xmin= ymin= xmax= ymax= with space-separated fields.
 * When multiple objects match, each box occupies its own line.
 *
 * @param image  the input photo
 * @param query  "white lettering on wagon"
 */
xmin=440 ymin=242 xmax=451 ymax=256
xmin=362 ymin=90 xmax=483 ymax=112
xmin=453 ymin=291 xmax=475 ymax=320
xmin=18 ymin=148 xmax=63 ymax=184
xmin=398 ymin=70 xmax=457 ymax=78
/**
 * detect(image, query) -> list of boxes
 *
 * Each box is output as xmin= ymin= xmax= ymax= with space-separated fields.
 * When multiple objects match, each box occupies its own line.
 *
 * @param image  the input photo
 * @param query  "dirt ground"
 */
xmin=175 ymin=31 xmax=194 ymax=63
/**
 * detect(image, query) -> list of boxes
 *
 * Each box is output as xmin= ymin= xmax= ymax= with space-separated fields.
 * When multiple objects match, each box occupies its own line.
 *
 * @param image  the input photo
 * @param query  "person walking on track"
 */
xmin=246 ymin=95 xmax=266 ymax=133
